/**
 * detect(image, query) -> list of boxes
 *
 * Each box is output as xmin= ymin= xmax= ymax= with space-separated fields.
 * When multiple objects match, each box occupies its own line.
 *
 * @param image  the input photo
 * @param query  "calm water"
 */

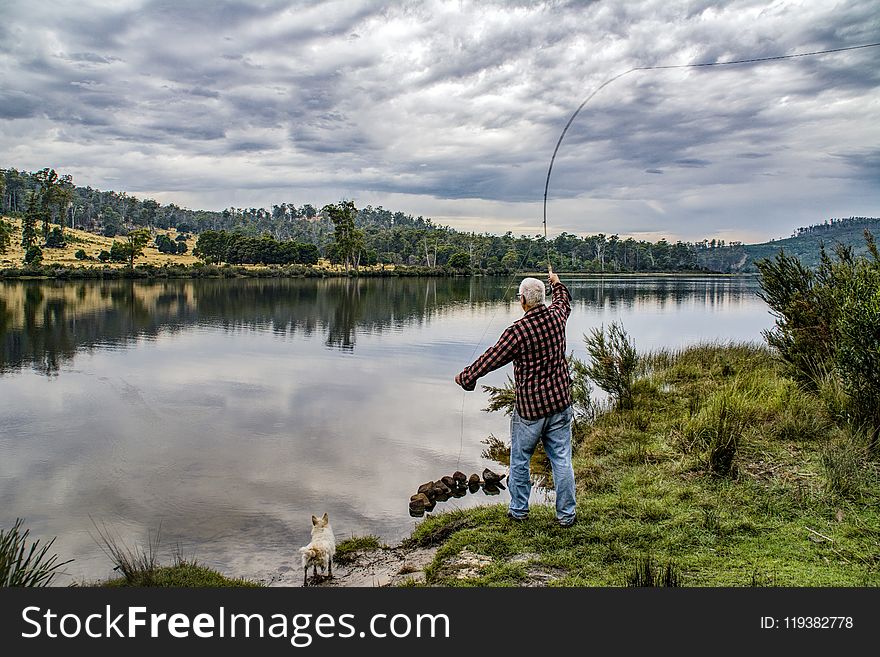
xmin=0 ymin=276 xmax=771 ymax=584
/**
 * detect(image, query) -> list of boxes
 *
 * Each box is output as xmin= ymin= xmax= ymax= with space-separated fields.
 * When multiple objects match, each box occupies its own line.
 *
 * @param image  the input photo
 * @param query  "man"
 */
xmin=455 ymin=269 xmax=576 ymax=527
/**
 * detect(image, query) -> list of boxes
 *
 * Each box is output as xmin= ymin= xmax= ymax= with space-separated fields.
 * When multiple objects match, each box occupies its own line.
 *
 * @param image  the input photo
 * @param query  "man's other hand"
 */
xmin=455 ymin=373 xmax=462 ymax=386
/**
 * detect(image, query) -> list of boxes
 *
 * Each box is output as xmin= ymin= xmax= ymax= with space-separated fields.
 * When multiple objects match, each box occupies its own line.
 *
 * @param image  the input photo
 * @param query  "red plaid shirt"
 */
xmin=457 ymin=282 xmax=572 ymax=419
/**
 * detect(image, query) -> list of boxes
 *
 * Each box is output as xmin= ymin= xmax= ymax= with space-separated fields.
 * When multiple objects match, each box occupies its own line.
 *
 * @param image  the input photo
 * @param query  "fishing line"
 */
xmin=542 ymin=41 xmax=880 ymax=230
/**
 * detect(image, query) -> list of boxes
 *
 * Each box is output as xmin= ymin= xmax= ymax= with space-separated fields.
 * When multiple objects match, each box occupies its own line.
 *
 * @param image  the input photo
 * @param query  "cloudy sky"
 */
xmin=1 ymin=0 xmax=878 ymax=242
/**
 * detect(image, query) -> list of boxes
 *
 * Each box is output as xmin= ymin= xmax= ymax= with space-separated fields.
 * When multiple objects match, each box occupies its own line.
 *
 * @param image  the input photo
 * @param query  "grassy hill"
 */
xmin=0 ymin=216 xmax=199 ymax=269
xmin=736 ymin=218 xmax=880 ymax=272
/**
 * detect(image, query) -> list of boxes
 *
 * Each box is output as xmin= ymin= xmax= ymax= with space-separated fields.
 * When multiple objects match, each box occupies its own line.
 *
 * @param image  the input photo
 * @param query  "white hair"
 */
xmin=518 ymin=277 xmax=546 ymax=308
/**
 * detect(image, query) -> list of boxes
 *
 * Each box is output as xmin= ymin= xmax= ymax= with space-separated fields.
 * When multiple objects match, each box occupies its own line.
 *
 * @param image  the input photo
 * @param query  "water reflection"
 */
xmin=0 ymin=276 xmax=760 ymax=375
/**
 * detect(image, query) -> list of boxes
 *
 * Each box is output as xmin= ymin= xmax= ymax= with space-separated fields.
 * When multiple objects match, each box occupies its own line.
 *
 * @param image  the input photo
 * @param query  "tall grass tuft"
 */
xmin=821 ymin=427 xmax=877 ymax=499
xmin=91 ymin=519 xmax=161 ymax=586
xmin=625 ymin=555 xmax=681 ymax=587
xmin=682 ymin=390 xmax=747 ymax=476
xmin=1 ymin=518 xmax=72 ymax=587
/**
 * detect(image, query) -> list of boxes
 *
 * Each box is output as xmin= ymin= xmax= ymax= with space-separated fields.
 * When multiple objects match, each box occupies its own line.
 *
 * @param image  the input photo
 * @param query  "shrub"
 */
xmin=97 ymin=250 xmax=111 ymax=262
xmin=23 ymin=245 xmax=43 ymax=266
xmin=1 ymin=518 xmax=71 ymax=587
xmin=75 ymin=248 xmax=88 ymax=260
xmin=583 ymin=321 xmax=638 ymax=409
xmin=44 ymin=227 xmax=66 ymax=248
xmin=758 ymin=233 xmax=880 ymax=448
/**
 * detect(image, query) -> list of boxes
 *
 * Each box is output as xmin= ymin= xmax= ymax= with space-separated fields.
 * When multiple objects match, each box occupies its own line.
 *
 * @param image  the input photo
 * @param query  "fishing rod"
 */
xmin=541 ymin=41 xmax=880 ymax=246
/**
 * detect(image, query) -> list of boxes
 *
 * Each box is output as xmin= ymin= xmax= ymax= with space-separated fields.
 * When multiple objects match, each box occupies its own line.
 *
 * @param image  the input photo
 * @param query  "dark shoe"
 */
xmin=557 ymin=515 xmax=577 ymax=528
xmin=507 ymin=511 xmax=527 ymax=522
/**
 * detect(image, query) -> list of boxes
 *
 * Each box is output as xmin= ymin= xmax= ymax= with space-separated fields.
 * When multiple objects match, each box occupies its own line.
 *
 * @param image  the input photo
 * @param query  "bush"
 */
xmin=757 ymin=233 xmax=880 ymax=447
xmin=109 ymin=241 xmax=129 ymax=262
xmin=155 ymin=233 xmax=177 ymax=254
xmin=44 ymin=227 xmax=66 ymax=248
xmin=75 ymin=248 xmax=88 ymax=260
xmin=583 ymin=321 xmax=638 ymax=409
xmin=98 ymin=250 xmax=111 ymax=262
xmin=24 ymin=245 xmax=43 ymax=266
xmin=1 ymin=518 xmax=71 ymax=587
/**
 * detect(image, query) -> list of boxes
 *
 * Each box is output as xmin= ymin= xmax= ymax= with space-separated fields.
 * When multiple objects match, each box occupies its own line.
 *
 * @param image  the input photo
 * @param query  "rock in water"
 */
xmin=417 ymin=481 xmax=435 ymax=495
xmin=453 ymin=471 xmax=467 ymax=486
xmin=440 ymin=475 xmax=456 ymax=489
xmin=433 ymin=481 xmax=452 ymax=496
xmin=409 ymin=493 xmax=430 ymax=513
xmin=483 ymin=468 xmax=504 ymax=485
xmin=468 ymin=473 xmax=480 ymax=486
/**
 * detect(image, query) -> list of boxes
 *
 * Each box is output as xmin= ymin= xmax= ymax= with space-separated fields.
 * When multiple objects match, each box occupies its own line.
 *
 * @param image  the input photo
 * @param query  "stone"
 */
xmin=468 ymin=473 xmax=480 ymax=486
xmin=483 ymin=468 xmax=504 ymax=485
xmin=409 ymin=493 xmax=430 ymax=513
xmin=440 ymin=475 xmax=456 ymax=489
xmin=417 ymin=481 xmax=435 ymax=495
xmin=452 ymin=471 xmax=468 ymax=485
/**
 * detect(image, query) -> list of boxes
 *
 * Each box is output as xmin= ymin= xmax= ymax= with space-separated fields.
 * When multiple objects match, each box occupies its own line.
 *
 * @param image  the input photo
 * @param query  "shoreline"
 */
xmin=0 ymin=264 xmax=745 ymax=281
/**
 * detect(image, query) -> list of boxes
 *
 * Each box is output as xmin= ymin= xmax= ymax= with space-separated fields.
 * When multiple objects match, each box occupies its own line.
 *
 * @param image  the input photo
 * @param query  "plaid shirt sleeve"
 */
xmin=549 ymin=281 xmax=572 ymax=318
xmin=457 ymin=325 xmax=519 ymax=391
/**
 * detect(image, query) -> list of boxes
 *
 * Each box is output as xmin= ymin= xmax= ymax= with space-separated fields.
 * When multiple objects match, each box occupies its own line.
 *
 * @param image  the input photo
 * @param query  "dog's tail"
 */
xmin=300 ymin=545 xmax=322 ymax=563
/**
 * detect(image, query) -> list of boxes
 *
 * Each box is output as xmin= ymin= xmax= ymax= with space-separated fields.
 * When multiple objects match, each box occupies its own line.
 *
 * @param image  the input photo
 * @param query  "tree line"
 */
xmin=3 ymin=166 xmax=875 ymax=274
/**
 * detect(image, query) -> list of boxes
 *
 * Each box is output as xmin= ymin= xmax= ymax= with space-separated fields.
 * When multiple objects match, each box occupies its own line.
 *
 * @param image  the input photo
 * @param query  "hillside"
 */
xmin=0 ymin=217 xmax=198 ymax=269
xmin=739 ymin=218 xmax=880 ymax=270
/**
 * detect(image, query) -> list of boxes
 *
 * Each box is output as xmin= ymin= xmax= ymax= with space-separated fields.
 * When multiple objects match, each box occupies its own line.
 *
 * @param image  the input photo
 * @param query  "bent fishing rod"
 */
xmin=541 ymin=41 xmax=880 ymax=253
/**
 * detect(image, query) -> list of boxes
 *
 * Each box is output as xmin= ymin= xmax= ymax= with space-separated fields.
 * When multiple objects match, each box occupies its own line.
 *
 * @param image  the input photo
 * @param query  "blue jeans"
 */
xmin=508 ymin=405 xmax=576 ymax=523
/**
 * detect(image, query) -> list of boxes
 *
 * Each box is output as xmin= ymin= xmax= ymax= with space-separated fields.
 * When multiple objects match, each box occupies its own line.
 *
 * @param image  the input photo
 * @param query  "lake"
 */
xmin=0 ymin=275 xmax=772 ymax=584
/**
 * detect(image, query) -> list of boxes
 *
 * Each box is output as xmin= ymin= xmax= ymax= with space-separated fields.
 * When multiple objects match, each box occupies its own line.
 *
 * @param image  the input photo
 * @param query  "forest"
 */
xmin=2 ymin=167 xmax=876 ymax=273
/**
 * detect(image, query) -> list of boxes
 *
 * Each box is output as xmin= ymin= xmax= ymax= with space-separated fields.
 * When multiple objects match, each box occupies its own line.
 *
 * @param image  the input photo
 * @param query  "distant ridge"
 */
xmin=733 ymin=217 xmax=880 ymax=272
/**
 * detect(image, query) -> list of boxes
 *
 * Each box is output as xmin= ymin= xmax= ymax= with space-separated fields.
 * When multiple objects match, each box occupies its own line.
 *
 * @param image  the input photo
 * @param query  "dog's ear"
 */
xmin=311 ymin=515 xmax=318 ymax=526
xmin=321 ymin=512 xmax=328 ymax=524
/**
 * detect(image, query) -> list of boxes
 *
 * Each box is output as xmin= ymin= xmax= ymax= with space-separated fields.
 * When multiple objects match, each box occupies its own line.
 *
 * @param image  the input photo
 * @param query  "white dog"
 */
xmin=299 ymin=512 xmax=336 ymax=586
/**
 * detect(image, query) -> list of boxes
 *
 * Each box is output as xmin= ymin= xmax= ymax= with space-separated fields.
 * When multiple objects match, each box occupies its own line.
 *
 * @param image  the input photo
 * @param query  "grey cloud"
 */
xmin=62 ymin=52 xmax=122 ymax=64
xmin=147 ymin=122 xmax=226 ymax=141
xmin=187 ymin=87 xmax=221 ymax=99
xmin=833 ymin=149 xmax=880 ymax=182
xmin=0 ymin=91 xmax=41 ymax=119
xmin=228 ymin=140 xmax=280 ymax=153
xmin=674 ymin=158 xmax=711 ymax=168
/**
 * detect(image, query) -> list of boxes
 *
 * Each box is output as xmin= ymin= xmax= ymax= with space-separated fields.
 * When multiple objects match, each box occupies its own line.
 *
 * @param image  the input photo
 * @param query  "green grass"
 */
xmin=334 ymin=535 xmax=384 ymax=565
xmin=103 ymin=561 xmax=261 ymax=587
xmin=408 ymin=343 xmax=880 ymax=586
